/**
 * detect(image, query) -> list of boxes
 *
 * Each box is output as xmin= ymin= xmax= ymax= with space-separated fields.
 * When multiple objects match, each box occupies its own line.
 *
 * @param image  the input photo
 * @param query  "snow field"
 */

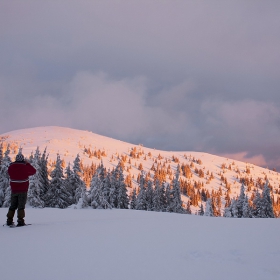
xmin=1 ymin=208 xmax=280 ymax=280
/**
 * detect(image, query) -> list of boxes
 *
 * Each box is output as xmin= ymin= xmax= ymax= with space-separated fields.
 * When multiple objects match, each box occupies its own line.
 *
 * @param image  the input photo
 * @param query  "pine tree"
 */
xmin=252 ymin=189 xmax=263 ymax=218
xmin=90 ymin=172 xmax=102 ymax=209
xmin=89 ymin=166 xmax=111 ymax=209
xmin=115 ymin=163 xmax=129 ymax=209
xmin=136 ymin=171 xmax=147 ymax=210
xmin=44 ymin=154 xmax=71 ymax=208
xmin=204 ymin=198 xmax=214 ymax=217
xmin=103 ymin=170 xmax=111 ymax=207
xmin=170 ymin=165 xmax=184 ymax=213
xmin=146 ymin=180 xmax=154 ymax=211
xmin=165 ymin=182 xmax=173 ymax=212
xmin=0 ymin=142 xmax=3 ymax=166
xmin=39 ymin=147 xmax=50 ymax=202
xmin=109 ymin=169 xmax=118 ymax=208
xmin=66 ymin=154 xmax=86 ymax=205
xmin=236 ymin=183 xmax=246 ymax=218
xmin=186 ymin=201 xmax=192 ymax=214
xmin=159 ymin=182 xmax=167 ymax=212
xmin=0 ymin=145 xmax=12 ymax=207
xmin=152 ymin=179 xmax=161 ymax=212
xmin=262 ymin=181 xmax=274 ymax=218
xmin=130 ymin=188 xmax=137 ymax=209
xmin=28 ymin=147 xmax=44 ymax=208
xmin=198 ymin=203 xmax=204 ymax=216
xmin=242 ymin=195 xmax=252 ymax=218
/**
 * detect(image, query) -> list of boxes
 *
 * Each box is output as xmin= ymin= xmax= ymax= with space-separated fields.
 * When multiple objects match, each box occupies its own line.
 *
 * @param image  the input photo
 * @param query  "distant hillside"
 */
xmin=1 ymin=126 xmax=280 ymax=215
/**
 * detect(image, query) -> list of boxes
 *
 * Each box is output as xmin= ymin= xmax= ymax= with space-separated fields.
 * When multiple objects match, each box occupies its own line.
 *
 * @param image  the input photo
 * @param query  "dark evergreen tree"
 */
xmin=252 ymin=189 xmax=263 ymax=218
xmin=0 ymin=142 xmax=3 ymax=166
xmin=39 ymin=147 xmax=50 ymax=202
xmin=186 ymin=201 xmax=192 ymax=214
xmin=44 ymin=154 xmax=71 ymax=208
xmin=236 ymin=183 xmax=246 ymax=218
xmin=109 ymin=168 xmax=118 ymax=208
xmin=159 ymin=182 xmax=167 ymax=212
xmin=0 ymin=145 xmax=12 ymax=207
xmin=136 ymin=171 xmax=147 ymax=210
xmin=242 ymin=195 xmax=252 ymax=218
xmin=261 ymin=181 xmax=274 ymax=218
xmin=115 ymin=163 xmax=129 ymax=209
xmin=89 ymin=164 xmax=111 ymax=209
xmin=165 ymin=182 xmax=173 ymax=212
xmin=198 ymin=203 xmax=204 ymax=216
xmin=28 ymin=147 xmax=44 ymax=208
xmin=170 ymin=165 xmax=184 ymax=213
xmin=64 ymin=154 xmax=86 ymax=205
xmin=90 ymin=172 xmax=102 ymax=208
xmin=146 ymin=179 xmax=154 ymax=211
xmin=152 ymin=179 xmax=161 ymax=212
xmin=204 ymin=198 xmax=214 ymax=217
xmin=130 ymin=188 xmax=137 ymax=209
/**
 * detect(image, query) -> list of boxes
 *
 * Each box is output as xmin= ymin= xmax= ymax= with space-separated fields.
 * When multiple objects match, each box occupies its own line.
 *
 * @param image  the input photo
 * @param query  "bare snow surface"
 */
xmin=1 ymin=208 xmax=280 ymax=280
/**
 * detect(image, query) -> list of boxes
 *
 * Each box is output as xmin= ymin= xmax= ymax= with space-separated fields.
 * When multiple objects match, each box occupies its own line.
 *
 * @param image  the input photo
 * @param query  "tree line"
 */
xmin=0 ymin=144 xmax=276 ymax=218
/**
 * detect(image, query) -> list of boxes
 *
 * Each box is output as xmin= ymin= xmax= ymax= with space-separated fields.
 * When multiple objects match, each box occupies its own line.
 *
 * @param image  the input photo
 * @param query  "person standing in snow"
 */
xmin=6 ymin=153 xmax=36 ymax=226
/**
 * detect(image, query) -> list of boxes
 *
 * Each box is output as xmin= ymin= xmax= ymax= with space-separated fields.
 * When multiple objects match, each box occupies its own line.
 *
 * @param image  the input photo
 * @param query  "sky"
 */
xmin=1 ymin=1 xmax=280 ymax=170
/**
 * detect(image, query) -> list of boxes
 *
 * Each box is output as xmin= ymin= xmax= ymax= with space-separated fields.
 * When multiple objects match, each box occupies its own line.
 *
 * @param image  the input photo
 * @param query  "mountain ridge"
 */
xmin=1 ymin=126 xmax=280 ymax=215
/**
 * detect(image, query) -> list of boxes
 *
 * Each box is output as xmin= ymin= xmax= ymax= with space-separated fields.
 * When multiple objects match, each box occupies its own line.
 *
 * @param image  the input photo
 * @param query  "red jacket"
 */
xmin=8 ymin=162 xmax=36 ymax=193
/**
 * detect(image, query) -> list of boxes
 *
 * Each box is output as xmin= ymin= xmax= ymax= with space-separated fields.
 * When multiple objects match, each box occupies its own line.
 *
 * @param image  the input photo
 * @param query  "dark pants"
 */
xmin=7 ymin=192 xmax=27 ymax=224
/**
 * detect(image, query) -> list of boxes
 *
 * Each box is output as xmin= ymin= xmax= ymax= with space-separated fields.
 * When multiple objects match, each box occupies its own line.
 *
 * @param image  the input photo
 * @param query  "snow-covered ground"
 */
xmin=1 ymin=207 xmax=280 ymax=280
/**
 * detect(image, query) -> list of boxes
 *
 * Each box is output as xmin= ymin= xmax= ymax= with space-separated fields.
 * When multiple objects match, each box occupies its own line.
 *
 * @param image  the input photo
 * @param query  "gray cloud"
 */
xmin=1 ymin=1 xmax=280 ymax=169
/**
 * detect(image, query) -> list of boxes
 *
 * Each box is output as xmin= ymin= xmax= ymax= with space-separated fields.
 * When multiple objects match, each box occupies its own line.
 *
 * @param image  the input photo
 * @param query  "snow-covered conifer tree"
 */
xmin=136 ymin=171 xmax=147 ymax=210
xmin=199 ymin=203 xmax=204 ymax=216
xmin=28 ymin=147 xmax=44 ymax=208
xmin=242 ymin=195 xmax=252 ymax=218
xmin=39 ymin=147 xmax=50 ymax=202
xmin=44 ymin=154 xmax=71 ymax=208
xmin=146 ymin=180 xmax=154 ymax=211
xmin=204 ymin=198 xmax=214 ymax=217
xmin=159 ymin=182 xmax=167 ymax=212
xmin=109 ymin=169 xmax=118 ymax=208
xmin=170 ymin=165 xmax=184 ymax=213
xmin=262 ymin=181 xmax=274 ymax=218
xmin=103 ymin=170 xmax=111 ymax=206
xmin=223 ymin=199 xmax=232 ymax=217
xmin=0 ymin=145 xmax=12 ymax=207
xmin=186 ymin=201 xmax=192 ymax=214
xmin=130 ymin=188 xmax=137 ymax=209
xmin=89 ymin=166 xmax=111 ymax=209
xmin=65 ymin=154 xmax=86 ymax=205
xmin=0 ymin=142 xmax=3 ymax=166
xmin=90 ymin=172 xmax=102 ymax=209
xmin=115 ymin=163 xmax=129 ymax=209
xmin=252 ymin=189 xmax=263 ymax=218
xmin=236 ymin=183 xmax=246 ymax=218
xmin=152 ymin=180 xmax=161 ymax=212
xmin=165 ymin=182 xmax=173 ymax=212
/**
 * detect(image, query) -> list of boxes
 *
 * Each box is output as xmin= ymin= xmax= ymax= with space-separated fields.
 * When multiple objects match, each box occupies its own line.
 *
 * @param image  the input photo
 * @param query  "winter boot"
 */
xmin=17 ymin=209 xmax=26 ymax=226
xmin=6 ymin=210 xmax=15 ymax=226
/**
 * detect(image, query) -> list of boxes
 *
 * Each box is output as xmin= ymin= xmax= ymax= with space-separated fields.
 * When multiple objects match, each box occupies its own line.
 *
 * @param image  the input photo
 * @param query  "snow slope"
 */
xmin=1 ymin=207 xmax=280 ymax=280
xmin=1 ymin=126 xmax=280 ymax=214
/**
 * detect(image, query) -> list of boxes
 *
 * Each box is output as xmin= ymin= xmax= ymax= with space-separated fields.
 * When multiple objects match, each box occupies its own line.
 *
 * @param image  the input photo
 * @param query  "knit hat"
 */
xmin=16 ymin=153 xmax=24 ymax=162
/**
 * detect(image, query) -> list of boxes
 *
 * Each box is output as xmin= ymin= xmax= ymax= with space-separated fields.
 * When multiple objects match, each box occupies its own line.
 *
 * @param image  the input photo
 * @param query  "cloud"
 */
xmin=0 ymin=1 xmax=280 ymax=169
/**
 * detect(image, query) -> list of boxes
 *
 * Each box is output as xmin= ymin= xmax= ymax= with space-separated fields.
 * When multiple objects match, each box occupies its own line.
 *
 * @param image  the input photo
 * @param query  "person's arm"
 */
xmin=25 ymin=162 xmax=36 ymax=176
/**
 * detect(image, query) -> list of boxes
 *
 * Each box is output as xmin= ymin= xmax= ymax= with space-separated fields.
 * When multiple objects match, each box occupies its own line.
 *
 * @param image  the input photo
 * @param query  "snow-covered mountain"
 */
xmin=1 ymin=126 xmax=280 ymax=215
